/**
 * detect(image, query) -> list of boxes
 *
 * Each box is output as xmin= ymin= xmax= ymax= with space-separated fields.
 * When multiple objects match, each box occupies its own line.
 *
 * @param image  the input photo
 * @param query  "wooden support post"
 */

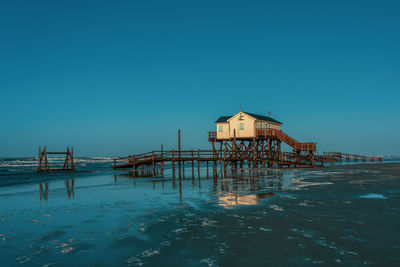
xmin=212 ymin=160 xmax=216 ymax=176
xmin=179 ymin=178 xmax=182 ymax=202
xmin=172 ymin=150 xmax=175 ymax=178
xmin=311 ymin=151 xmax=315 ymax=168
xmin=161 ymin=144 xmax=164 ymax=177
xmin=206 ymin=161 xmax=209 ymax=177
xmin=152 ymin=150 xmax=155 ymax=177
xmin=178 ymin=130 xmax=181 ymax=178
xmin=183 ymin=159 xmax=185 ymax=178
xmin=223 ymin=144 xmax=227 ymax=176
xmin=66 ymin=146 xmax=70 ymax=169
xmin=44 ymin=146 xmax=49 ymax=172
xmin=252 ymin=138 xmax=256 ymax=169
xmin=38 ymin=146 xmax=42 ymax=172
xmin=71 ymin=146 xmax=75 ymax=171
xmin=232 ymin=129 xmax=236 ymax=172
xmin=233 ymin=129 xmax=236 ymax=147
xmin=63 ymin=146 xmax=68 ymax=170
xmin=192 ymin=149 xmax=194 ymax=178
xmin=67 ymin=146 xmax=71 ymax=169
xmin=220 ymin=160 xmax=223 ymax=178
xmin=197 ymin=149 xmax=200 ymax=178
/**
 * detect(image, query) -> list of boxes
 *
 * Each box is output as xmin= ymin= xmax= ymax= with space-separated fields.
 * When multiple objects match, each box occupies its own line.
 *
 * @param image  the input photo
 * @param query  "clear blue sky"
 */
xmin=0 ymin=0 xmax=399 ymax=157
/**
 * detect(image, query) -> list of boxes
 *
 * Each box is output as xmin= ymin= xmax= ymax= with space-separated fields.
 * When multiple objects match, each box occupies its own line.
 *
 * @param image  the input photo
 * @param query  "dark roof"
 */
xmin=215 ymin=112 xmax=282 ymax=124
xmin=215 ymin=116 xmax=231 ymax=123
xmin=244 ymin=112 xmax=282 ymax=124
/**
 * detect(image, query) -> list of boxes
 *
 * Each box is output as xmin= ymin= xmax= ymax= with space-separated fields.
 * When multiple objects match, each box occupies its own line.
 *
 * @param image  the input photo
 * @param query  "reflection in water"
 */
xmin=218 ymin=192 xmax=275 ymax=207
xmin=112 ymin=168 xmax=289 ymax=206
xmin=65 ymin=179 xmax=75 ymax=199
xmin=39 ymin=183 xmax=48 ymax=201
xmin=37 ymin=168 xmax=288 ymax=203
xmin=219 ymin=193 xmax=259 ymax=206
xmin=39 ymin=179 xmax=75 ymax=201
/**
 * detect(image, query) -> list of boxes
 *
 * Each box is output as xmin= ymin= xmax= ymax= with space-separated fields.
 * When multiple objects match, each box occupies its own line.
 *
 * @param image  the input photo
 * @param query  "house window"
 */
xmin=259 ymin=124 xmax=263 ymax=129
xmin=219 ymin=126 xmax=223 ymax=132
xmin=240 ymin=123 xmax=244 ymax=130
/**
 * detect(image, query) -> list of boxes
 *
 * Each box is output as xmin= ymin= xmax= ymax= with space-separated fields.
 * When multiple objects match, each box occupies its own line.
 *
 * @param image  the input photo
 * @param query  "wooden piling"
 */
xmin=172 ymin=149 xmax=175 ymax=178
xmin=212 ymin=160 xmax=215 ymax=176
xmin=220 ymin=159 xmax=223 ymax=178
xmin=178 ymin=130 xmax=181 ymax=178
xmin=197 ymin=149 xmax=200 ymax=178
xmin=71 ymin=146 xmax=75 ymax=171
xmin=232 ymin=129 xmax=236 ymax=172
xmin=191 ymin=149 xmax=194 ymax=178
xmin=152 ymin=150 xmax=155 ymax=177
xmin=44 ymin=146 xmax=49 ymax=171
xmin=38 ymin=146 xmax=42 ymax=172
xmin=161 ymin=144 xmax=164 ymax=177
xmin=223 ymin=145 xmax=227 ymax=176
xmin=183 ymin=159 xmax=185 ymax=178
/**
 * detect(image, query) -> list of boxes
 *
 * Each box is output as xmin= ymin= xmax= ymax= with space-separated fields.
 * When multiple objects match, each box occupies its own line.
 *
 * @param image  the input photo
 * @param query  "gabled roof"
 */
xmin=215 ymin=112 xmax=282 ymax=125
xmin=243 ymin=112 xmax=282 ymax=124
xmin=215 ymin=116 xmax=231 ymax=123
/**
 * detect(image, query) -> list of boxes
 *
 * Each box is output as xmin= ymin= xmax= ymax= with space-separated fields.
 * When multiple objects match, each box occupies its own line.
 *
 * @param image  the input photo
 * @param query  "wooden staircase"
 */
xmin=256 ymin=129 xmax=316 ymax=152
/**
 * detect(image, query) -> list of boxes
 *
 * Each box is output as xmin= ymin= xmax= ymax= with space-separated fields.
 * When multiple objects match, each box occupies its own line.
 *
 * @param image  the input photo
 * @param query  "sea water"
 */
xmin=0 ymin=158 xmax=399 ymax=266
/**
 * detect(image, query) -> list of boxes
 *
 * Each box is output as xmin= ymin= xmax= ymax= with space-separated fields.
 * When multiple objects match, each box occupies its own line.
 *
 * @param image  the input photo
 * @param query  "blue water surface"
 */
xmin=0 ymin=158 xmax=399 ymax=266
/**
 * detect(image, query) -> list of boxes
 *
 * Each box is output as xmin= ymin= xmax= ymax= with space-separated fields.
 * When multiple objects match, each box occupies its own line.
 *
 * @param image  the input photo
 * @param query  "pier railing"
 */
xmin=113 ymin=148 xmax=319 ymax=169
xmin=319 ymin=152 xmax=382 ymax=163
xmin=114 ymin=150 xmax=217 ymax=167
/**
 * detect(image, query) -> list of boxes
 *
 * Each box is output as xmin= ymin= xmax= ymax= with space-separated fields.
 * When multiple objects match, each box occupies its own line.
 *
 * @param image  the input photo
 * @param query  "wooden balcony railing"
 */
xmin=208 ymin=131 xmax=217 ymax=142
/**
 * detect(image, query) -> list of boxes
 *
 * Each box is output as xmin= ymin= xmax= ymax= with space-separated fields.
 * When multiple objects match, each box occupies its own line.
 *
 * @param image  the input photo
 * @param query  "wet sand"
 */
xmin=0 ymin=162 xmax=399 ymax=266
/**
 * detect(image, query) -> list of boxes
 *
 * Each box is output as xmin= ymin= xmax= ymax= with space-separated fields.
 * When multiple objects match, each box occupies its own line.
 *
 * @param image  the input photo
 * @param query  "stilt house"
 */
xmin=215 ymin=111 xmax=282 ymax=140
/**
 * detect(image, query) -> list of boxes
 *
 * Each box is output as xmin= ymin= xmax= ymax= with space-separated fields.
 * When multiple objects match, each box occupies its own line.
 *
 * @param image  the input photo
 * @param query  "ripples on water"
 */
xmin=0 ymin=159 xmax=399 ymax=266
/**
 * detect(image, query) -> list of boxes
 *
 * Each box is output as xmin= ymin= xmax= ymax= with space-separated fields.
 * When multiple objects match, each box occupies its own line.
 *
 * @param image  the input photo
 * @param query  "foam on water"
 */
xmin=359 ymin=193 xmax=388 ymax=199
xmin=0 ymin=157 xmax=116 ymax=187
xmin=0 ymin=157 xmax=114 ymax=169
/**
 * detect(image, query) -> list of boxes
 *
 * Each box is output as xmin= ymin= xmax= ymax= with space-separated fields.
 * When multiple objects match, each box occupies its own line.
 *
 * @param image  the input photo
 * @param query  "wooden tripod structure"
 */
xmin=37 ymin=146 xmax=75 ymax=172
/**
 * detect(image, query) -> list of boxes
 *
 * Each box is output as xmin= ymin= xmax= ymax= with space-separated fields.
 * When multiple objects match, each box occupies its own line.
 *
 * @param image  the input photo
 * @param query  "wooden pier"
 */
xmin=113 ymin=149 xmax=382 ymax=177
xmin=112 ymin=129 xmax=382 ymax=177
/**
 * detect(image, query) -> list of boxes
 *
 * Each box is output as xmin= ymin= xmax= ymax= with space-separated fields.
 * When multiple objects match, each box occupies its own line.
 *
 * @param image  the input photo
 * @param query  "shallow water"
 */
xmin=0 ymin=161 xmax=399 ymax=266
